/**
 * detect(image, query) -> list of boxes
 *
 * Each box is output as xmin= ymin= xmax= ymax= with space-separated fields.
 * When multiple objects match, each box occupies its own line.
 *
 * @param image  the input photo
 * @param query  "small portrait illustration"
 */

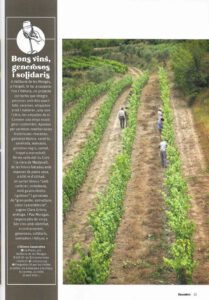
xmin=16 ymin=21 xmax=45 ymax=54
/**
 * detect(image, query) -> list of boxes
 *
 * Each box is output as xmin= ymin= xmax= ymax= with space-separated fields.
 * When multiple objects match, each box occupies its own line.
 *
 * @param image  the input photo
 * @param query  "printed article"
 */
xmin=1 ymin=0 xmax=209 ymax=300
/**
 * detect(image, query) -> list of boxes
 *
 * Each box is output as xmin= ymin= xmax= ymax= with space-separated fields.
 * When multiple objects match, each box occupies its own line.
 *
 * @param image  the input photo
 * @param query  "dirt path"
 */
xmin=128 ymin=67 xmax=142 ymax=77
xmin=170 ymin=83 xmax=209 ymax=284
xmin=63 ymin=93 xmax=108 ymax=171
xmin=107 ymin=74 xmax=175 ymax=284
xmin=63 ymin=88 xmax=131 ymax=269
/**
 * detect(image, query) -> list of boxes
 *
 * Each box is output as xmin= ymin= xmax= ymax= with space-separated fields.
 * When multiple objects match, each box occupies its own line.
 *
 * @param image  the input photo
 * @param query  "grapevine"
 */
xmin=63 ymin=76 xmax=132 ymax=215
xmin=63 ymin=79 xmax=112 ymax=142
xmin=158 ymin=67 xmax=195 ymax=284
xmin=64 ymin=72 xmax=149 ymax=284
xmin=63 ymin=56 xmax=128 ymax=74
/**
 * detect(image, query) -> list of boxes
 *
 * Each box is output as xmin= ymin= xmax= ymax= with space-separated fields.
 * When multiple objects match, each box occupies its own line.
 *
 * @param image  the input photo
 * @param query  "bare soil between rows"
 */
xmin=170 ymin=80 xmax=209 ymax=284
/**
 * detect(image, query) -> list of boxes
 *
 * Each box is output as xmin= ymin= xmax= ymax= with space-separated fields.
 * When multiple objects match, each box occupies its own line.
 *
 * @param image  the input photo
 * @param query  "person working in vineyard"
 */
xmin=159 ymin=139 xmax=167 ymax=168
xmin=118 ymin=107 xmax=126 ymax=129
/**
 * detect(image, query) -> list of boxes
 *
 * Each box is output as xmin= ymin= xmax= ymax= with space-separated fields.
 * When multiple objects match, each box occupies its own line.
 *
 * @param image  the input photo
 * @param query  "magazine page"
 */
xmin=59 ymin=0 xmax=209 ymax=300
xmin=2 ymin=0 xmax=209 ymax=300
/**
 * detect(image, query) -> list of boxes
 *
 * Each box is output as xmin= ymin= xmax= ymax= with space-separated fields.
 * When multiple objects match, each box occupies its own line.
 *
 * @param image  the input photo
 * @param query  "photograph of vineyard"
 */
xmin=63 ymin=40 xmax=209 ymax=284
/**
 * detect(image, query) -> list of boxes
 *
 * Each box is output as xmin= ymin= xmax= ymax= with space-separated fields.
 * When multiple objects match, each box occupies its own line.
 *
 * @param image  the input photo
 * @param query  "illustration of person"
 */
xmin=22 ymin=21 xmax=44 ymax=54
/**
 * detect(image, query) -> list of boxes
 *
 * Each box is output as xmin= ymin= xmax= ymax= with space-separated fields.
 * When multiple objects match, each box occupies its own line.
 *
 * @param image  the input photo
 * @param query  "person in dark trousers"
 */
xmin=118 ymin=107 xmax=126 ymax=129
xmin=159 ymin=140 xmax=167 ymax=168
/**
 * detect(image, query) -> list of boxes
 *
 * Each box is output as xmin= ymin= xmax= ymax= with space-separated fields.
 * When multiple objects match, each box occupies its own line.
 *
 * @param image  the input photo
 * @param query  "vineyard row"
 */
xmin=64 ymin=72 xmax=149 ymax=284
xmin=63 ymin=79 xmax=113 ymax=142
xmin=63 ymin=75 xmax=133 ymax=216
xmin=158 ymin=68 xmax=195 ymax=284
xmin=63 ymin=56 xmax=127 ymax=73
xmin=63 ymin=82 xmax=101 ymax=109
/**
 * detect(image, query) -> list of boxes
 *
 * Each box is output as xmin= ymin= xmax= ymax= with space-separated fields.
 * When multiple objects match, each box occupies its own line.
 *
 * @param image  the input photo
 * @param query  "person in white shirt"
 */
xmin=118 ymin=107 xmax=126 ymax=129
xmin=159 ymin=140 xmax=167 ymax=167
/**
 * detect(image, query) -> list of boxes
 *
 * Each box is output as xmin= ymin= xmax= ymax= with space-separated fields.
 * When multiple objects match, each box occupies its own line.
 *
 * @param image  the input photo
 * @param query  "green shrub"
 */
xmin=85 ymin=66 xmax=115 ymax=83
xmin=171 ymin=41 xmax=208 ymax=96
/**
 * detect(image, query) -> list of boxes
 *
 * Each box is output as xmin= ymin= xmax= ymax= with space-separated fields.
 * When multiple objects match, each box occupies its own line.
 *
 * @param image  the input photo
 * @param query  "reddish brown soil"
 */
xmin=63 ymin=88 xmax=131 ymax=268
xmin=170 ymin=84 xmax=209 ymax=284
xmin=107 ymin=74 xmax=175 ymax=284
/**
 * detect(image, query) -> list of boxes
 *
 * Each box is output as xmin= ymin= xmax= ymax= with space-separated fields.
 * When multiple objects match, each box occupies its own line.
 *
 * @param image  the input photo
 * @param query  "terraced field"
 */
xmin=63 ymin=49 xmax=209 ymax=284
